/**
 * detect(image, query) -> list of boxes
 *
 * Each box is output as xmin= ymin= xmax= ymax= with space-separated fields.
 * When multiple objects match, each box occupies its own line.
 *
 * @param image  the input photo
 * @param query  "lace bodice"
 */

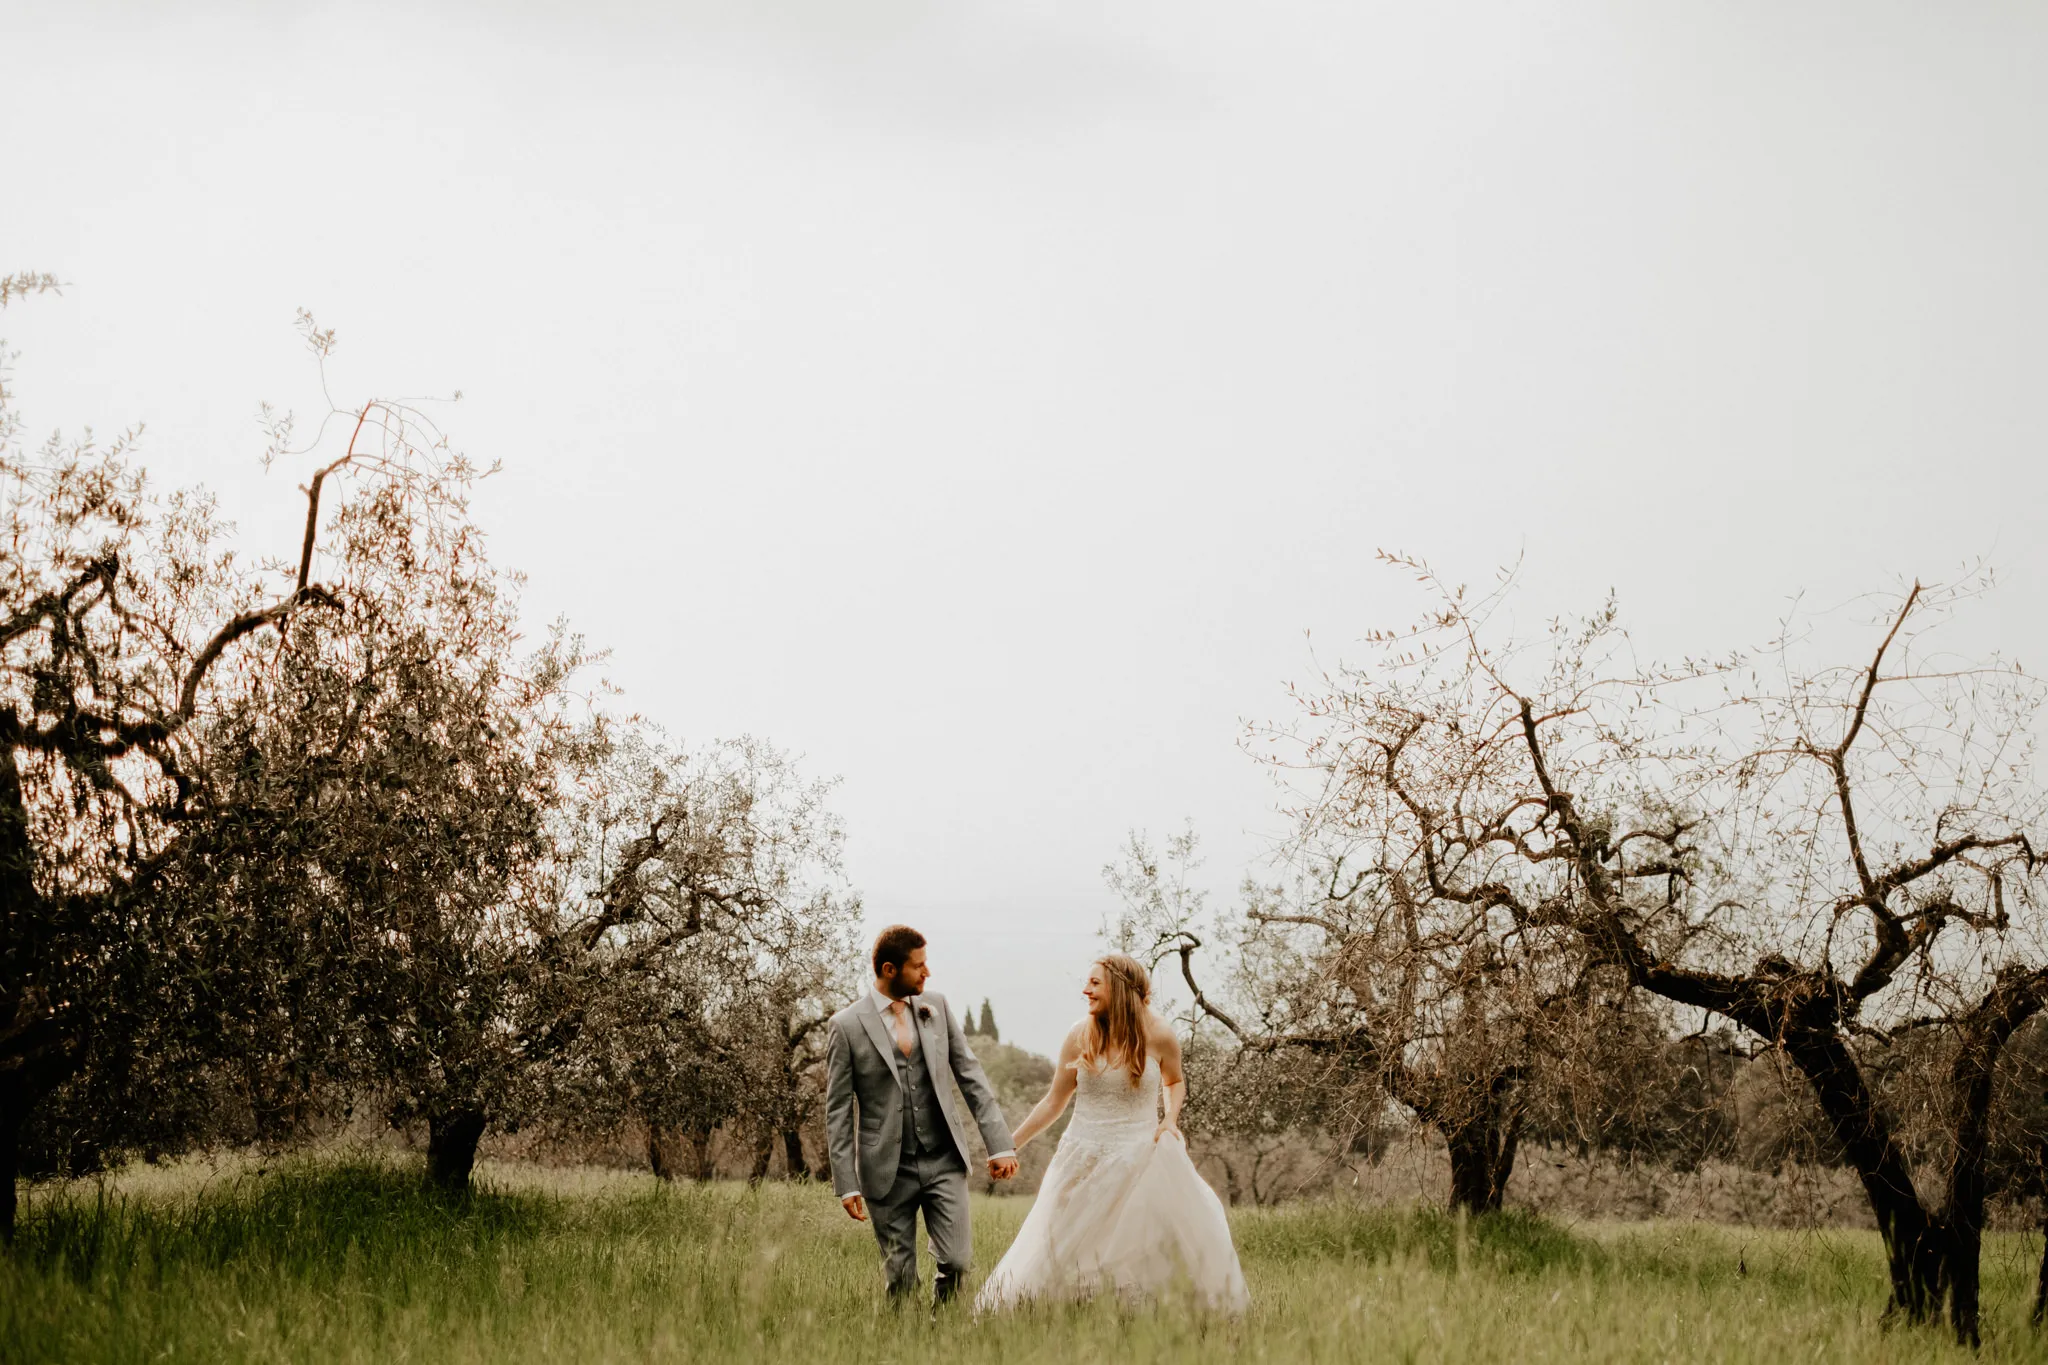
xmin=1064 ymin=1054 xmax=1161 ymax=1148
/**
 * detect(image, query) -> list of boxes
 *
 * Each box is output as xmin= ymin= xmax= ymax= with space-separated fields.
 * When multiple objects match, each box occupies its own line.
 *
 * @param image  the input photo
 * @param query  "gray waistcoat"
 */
xmin=897 ymin=1015 xmax=952 ymax=1158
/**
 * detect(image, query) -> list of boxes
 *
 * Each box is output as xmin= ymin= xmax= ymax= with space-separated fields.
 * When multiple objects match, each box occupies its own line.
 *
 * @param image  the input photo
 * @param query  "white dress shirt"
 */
xmin=870 ymin=987 xmax=1014 ymax=1161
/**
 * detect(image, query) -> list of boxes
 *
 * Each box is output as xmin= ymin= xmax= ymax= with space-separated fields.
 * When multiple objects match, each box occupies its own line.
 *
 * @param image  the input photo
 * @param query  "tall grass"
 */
xmin=3 ymin=1158 xmax=2042 ymax=1363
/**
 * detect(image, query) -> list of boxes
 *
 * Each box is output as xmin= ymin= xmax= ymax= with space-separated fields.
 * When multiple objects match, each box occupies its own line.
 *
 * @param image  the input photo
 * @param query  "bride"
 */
xmin=976 ymin=953 xmax=1249 ymax=1313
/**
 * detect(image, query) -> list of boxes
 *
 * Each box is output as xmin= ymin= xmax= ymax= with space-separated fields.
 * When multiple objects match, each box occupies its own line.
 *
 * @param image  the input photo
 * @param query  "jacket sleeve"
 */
xmin=824 ymin=1017 xmax=861 ymax=1198
xmin=946 ymin=997 xmax=1015 ymax=1156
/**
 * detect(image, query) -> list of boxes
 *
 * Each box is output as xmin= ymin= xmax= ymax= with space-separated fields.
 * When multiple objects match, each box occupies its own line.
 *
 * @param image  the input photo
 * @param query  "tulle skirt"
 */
xmin=976 ymin=1122 xmax=1250 ymax=1314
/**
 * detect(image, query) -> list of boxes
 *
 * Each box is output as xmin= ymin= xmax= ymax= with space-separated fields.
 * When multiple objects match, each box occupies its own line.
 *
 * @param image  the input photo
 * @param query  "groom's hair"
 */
xmin=872 ymin=925 xmax=926 ymax=977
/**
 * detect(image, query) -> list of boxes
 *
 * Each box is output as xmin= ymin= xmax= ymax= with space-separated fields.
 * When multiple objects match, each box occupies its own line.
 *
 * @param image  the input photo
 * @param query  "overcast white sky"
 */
xmin=6 ymin=1 xmax=2047 ymax=1056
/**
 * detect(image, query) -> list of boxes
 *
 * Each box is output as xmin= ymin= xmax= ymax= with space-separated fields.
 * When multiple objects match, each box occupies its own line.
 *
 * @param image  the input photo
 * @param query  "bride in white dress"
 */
xmin=976 ymin=954 xmax=1249 ymax=1313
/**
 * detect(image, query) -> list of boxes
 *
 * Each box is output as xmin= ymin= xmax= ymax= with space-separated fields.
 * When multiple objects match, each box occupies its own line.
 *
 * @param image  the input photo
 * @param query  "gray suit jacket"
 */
xmin=823 ymin=990 xmax=1014 ymax=1201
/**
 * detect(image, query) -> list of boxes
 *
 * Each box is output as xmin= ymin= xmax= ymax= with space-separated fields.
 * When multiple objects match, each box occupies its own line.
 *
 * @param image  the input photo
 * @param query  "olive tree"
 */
xmin=533 ymin=724 xmax=860 ymax=1184
xmin=0 ymin=292 xmax=482 ymax=1231
xmin=1110 ymin=823 xmax=1621 ymax=1214
xmin=1280 ymin=557 xmax=2044 ymax=1342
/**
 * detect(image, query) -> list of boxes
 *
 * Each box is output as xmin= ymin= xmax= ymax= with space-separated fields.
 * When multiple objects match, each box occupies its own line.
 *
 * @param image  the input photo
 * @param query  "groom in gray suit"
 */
xmin=825 ymin=925 xmax=1018 ymax=1306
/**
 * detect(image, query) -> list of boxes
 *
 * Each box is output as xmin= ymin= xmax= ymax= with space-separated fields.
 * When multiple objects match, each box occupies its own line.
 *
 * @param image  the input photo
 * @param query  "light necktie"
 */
xmin=889 ymin=1000 xmax=914 ymax=1057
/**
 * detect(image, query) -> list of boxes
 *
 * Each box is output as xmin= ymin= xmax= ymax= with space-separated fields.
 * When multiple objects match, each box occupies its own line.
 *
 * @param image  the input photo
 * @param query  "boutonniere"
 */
xmin=916 ymin=1004 xmax=933 ymax=1023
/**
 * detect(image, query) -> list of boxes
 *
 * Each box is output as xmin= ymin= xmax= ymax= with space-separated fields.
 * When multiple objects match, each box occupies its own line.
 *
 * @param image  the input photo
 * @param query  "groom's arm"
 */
xmin=944 ymin=997 xmax=1016 ymax=1160
xmin=823 ymin=1018 xmax=863 ymax=1210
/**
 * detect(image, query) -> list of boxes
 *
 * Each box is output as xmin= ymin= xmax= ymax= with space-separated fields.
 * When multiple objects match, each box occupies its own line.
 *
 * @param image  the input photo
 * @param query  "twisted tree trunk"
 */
xmin=0 ymin=1075 xmax=21 ymax=1243
xmin=647 ymin=1122 xmax=682 ymax=1181
xmin=781 ymin=1128 xmax=809 ymax=1181
xmin=2034 ymin=1209 xmax=2048 ymax=1329
xmin=1779 ymin=1026 xmax=1950 ymax=1322
xmin=1619 ymin=947 xmax=2036 ymax=1339
xmin=1 ymin=739 xmax=35 ymax=1243
xmin=426 ymin=1109 xmax=487 ymax=1194
xmin=1397 ymin=1058 xmax=1525 ymax=1217
xmin=1217 ymin=1153 xmax=1243 ymax=1206
xmin=0 ymin=742 xmax=77 ymax=1244
xmin=1443 ymin=1104 xmax=1521 ymax=1215
xmin=1941 ymin=972 xmax=2048 ymax=1345
xmin=2035 ymin=1104 xmax=2048 ymax=1330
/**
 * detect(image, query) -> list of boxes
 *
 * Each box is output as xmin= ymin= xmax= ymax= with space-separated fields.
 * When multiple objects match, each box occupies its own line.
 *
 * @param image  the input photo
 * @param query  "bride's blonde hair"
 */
xmin=1082 ymin=953 xmax=1152 ymax=1084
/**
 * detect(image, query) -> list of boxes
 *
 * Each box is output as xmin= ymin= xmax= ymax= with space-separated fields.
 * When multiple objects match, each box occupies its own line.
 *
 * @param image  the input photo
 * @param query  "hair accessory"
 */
xmin=1098 ymin=956 xmax=1149 ymax=997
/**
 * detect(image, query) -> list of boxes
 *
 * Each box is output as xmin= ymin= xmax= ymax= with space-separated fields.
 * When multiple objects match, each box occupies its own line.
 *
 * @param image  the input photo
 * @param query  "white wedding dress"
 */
xmin=976 ymin=1054 xmax=1250 ymax=1313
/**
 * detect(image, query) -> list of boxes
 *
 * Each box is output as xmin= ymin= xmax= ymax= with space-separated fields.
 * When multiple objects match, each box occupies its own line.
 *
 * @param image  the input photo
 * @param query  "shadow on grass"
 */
xmin=13 ymin=1159 xmax=553 ymax=1286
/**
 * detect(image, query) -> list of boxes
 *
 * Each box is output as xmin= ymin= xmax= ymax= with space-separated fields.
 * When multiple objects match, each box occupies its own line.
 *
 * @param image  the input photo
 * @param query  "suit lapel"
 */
xmin=857 ymin=996 xmax=906 ymax=1088
xmin=916 ymin=998 xmax=946 ymax=1069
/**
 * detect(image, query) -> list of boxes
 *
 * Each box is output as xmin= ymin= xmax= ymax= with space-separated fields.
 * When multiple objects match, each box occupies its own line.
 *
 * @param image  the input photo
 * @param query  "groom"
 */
xmin=824 ymin=925 xmax=1018 ymax=1306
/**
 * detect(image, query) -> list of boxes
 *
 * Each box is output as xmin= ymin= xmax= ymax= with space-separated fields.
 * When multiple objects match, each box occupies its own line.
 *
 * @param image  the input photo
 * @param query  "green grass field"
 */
xmin=4 ymin=1160 xmax=2044 ymax=1364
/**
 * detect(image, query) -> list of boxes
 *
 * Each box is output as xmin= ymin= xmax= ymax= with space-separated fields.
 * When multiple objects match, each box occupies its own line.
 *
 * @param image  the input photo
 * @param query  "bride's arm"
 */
xmin=1009 ymin=1027 xmax=1083 ymax=1151
xmin=1152 ymin=1019 xmax=1186 ymax=1142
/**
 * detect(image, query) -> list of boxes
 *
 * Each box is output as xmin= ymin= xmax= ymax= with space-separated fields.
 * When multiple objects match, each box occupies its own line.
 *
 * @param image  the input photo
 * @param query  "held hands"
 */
xmin=840 ymin=1193 xmax=867 ymax=1222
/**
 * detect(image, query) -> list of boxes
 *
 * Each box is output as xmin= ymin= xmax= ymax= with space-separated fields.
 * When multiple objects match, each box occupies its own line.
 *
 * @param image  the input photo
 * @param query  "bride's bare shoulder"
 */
xmin=1056 ymin=1020 xmax=1090 ymax=1064
xmin=1143 ymin=1012 xmax=1182 ymax=1060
